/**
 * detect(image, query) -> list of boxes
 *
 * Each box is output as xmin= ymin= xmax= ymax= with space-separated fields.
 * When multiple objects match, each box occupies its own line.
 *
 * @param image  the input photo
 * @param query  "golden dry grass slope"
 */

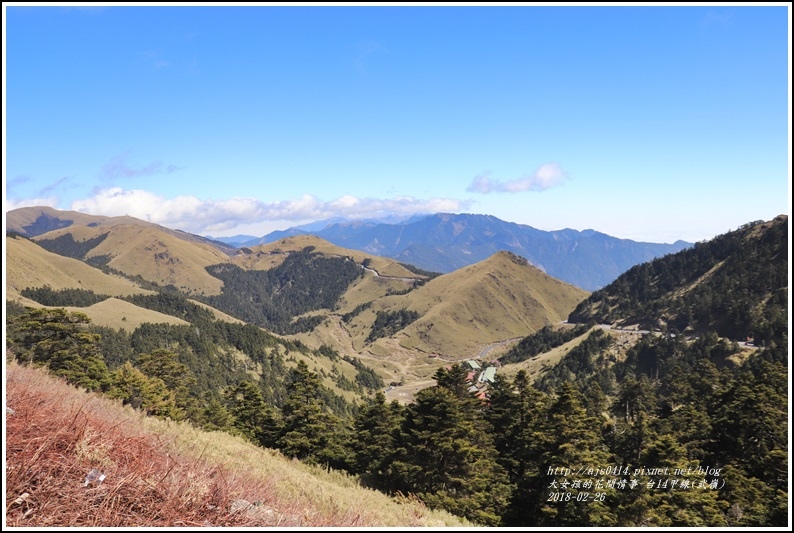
xmin=6 ymin=207 xmax=591 ymax=393
xmin=358 ymin=250 xmax=588 ymax=358
xmin=8 ymin=206 xmax=236 ymax=296
xmin=6 ymin=205 xmax=234 ymax=252
xmin=294 ymin=251 xmax=590 ymax=389
xmin=62 ymin=298 xmax=191 ymax=331
xmin=5 ymin=229 xmax=411 ymax=401
xmin=5 ymin=205 xmax=123 ymax=233
xmin=32 ymin=224 xmax=230 ymax=296
xmin=5 ymin=235 xmax=155 ymax=300
xmin=5 ymin=236 xmax=194 ymax=329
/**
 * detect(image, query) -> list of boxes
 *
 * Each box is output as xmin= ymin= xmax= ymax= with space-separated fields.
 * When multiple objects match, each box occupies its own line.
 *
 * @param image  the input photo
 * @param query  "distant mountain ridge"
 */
xmin=8 ymin=207 xmax=691 ymax=291
xmin=246 ymin=213 xmax=691 ymax=291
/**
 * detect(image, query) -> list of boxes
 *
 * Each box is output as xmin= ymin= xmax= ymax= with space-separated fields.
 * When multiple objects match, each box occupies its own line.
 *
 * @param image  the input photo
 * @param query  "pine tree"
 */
xmin=137 ymin=348 xmax=197 ymax=421
xmin=486 ymin=371 xmax=550 ymax=525
xmin=198 ymin=398 xmax=236 ymax=433
xmin=392 ymin=377 xmax=511 ymax=525
xmin=619 ymin=433 xmax=727 ymax=526
xmin=710 ymin=362 xmax=788 ymax=482
xmin=351 ymin=392 xmax=405 ymax=490
xmin=9 ymin=308 xmax=112 ymax=392
xmin=276 ymin=360 xmax=349 ymax=469
xmin=108 ymin=361 xmax=180 ymax=419
xmin=225 ymin=380 xmax=282 ymax=448
xmin=537 ymin=382 xmax=617 ymax=527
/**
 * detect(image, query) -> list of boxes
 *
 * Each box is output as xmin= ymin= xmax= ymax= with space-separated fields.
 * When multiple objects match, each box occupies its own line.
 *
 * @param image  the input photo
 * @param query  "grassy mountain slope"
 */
xmin=6 ymin=235 xmax=244 ymax=331
xmin=388 ymin=251 xmax=589 ymax=357
xmin=7 ymin=207 xmax=592 ymax=402
xmin=33 ymin=224 xmax=231 ymax=296
xmin=5 ymin=219 xmax=422 ymax=403
xmin=244 ymin=235 xmax=430 ymax=315
xmin=5 ymin=361 xmax=467 ymax=527
xmin=190 ymin=300 xmax=248 ymax=324
xmin=6 ymin=205 xmax=119 ymax=236
xmin=59 ymin=297 xmax=191 ymax=331
xmin=495 ymin=216 xmax=788 ymax=390
xmin=294 ymin=251 xmax=590 ymax=389
xmin=5 ymin=235 xmax=155 ymax=299
xmin=497 ymin=325 xmax=648 ymax=385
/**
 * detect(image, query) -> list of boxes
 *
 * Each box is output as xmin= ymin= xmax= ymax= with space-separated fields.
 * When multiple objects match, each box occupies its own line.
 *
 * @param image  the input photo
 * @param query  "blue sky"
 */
xmin=4 ymin=3 xmax=791 ymax=243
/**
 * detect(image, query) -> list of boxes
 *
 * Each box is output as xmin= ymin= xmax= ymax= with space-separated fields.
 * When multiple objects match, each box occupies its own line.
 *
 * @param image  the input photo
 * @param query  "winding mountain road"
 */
xmin=476 ymin=338 xmax=522 ymax=359
xmin=360 ymin=265 xmax=420 ymax=283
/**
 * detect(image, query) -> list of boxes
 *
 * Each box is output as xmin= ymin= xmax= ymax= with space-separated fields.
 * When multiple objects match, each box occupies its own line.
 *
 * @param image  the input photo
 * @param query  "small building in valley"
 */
xmin=478 ymin=366 xmax=497 ymax=384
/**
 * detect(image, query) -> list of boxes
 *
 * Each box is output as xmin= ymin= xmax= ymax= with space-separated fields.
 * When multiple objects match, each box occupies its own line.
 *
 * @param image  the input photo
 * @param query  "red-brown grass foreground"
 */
xmin=5 ymin=361 xmax=468 ymax=528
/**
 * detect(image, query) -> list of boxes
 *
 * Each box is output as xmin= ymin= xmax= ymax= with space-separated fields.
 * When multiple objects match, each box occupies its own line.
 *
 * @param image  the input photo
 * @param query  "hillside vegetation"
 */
xmin=331 ymin=250 xmax=587 ymax=356
xmin=291 ymin=250 xmax=589 ymax=388
xmin=6 ymin=205 xmax=237 ymax=254
xmin=9 ymin=210 xmax=586 ymax=391
xmin=5 ymin=206 xmax=120 ymax=236
xmin=235 ymin=234 xmax=422 ymax=280
xmin=5 ymin=361 xmax=467 ymax=527
xmin=568 ymin=215 xmax=788 ymax=345
xmin=475 ymin=215 xmax=789 ymax=525
xmin=202 ymin=246 xmax=365 ymax=334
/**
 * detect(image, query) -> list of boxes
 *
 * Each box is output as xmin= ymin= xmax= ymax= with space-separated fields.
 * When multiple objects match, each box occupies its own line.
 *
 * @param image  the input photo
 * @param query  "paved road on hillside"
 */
xmin=476 ymin=338 xmax=522 ymax=359
xmin=597 ymin=324 xmax=651 ymax=334
xmin=361 ymin=265 xmax=420 ymax=283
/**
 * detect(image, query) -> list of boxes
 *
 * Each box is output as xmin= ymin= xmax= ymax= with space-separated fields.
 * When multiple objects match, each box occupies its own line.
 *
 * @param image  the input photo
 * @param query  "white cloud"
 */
xmin=466 ymin=163 xmax=568 ymax=194
xmin=68 ymin=187 xmax=467 ymax=235
xmin=4 ymin=197 xmax=59 ymax=212
xmin=329 ymin=195 xmax=360 ymax=210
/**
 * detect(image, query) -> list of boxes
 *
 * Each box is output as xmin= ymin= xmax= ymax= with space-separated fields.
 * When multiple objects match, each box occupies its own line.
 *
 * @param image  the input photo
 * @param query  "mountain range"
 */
xmin=5 ymin=206 xmax=588 ymax=391
xmin=8 ymin=208 xmax=690 ymax=292
xmin=7 ymin=205 xmax=783 ymax=396
xmin=232 ymin=213 xmax=691 ymax=291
